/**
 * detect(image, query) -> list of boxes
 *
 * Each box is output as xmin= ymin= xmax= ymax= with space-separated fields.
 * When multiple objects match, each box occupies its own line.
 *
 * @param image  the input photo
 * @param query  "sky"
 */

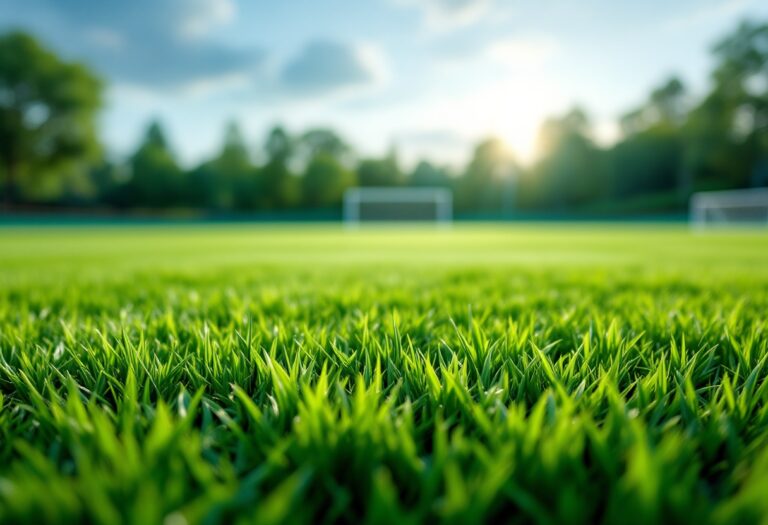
xmin=2 ymin=0 xmax=768 ymax=168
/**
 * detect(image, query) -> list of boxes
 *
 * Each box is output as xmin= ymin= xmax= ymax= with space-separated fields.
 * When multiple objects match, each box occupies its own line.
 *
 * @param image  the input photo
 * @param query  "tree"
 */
xmin=0 ymin=31 xmax=102 ymax=208
xmin=296 ymin=128 xmax=355 ymax=208
xmin=297 ymin=128 xmax=350 ymax=164
xmin=356 ymin=148 xmax=402 ymax=187
xmin=85 ymin=160 xmax=125 ymax=208
xmin=408 ymin=161 xmax=452 ymax=187
xmin=610 ymin=128 xmax=684 ymax=198
xmin=685 ymin=20 xmax=768 ymax=190
xmin=190 ymin=121 xmax=256 ymax=210
xmin=650 ymin=77 xmax=687 ymax=125
xmin=526 ymin=108 xmax=607 ymax=208
xmin=620 ymin=77 xmax=687 ymax=135
xmin=265 ymin=126 xmax=293 ymax=164
xmin=456 ymin=138 xmax=518 ymax=212
xmin=613 ymin=78 xmax=688 ymax=198
xmin=259 ymin=126 xmax=297 ymax=209
xmin=124 ymin=120 xmax=184 ymax=208
xmin=301 ymin=152 xmax=355 ymax=208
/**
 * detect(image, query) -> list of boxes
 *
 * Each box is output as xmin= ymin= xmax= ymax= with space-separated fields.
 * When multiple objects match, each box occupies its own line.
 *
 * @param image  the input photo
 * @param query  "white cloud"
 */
xmin=392 ymin=0 xmax=494 ymax=31
xmin=431 ymin=34 xmax=560 ymax=77
xmin=3 ymin=0 xmax=258 ymax=89
xmin=279 ymin=40 xmax=389 ymax=97
xmin=355 ymin=43 xmax=391 ymax=86
xmin=178 ymin=0 xmax=236 ymax=39
xmin=486 ymin=35 xmax=560 ymax=68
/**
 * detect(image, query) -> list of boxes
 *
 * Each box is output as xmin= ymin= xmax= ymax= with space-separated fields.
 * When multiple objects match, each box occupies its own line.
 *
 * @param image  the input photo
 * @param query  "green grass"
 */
xmin=1 ymin=224 xmax=768 ymax=524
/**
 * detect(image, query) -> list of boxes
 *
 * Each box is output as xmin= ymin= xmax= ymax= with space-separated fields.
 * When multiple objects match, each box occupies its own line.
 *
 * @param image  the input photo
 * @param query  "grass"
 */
xmin=1 ymin=223 xmax=767 ymax=524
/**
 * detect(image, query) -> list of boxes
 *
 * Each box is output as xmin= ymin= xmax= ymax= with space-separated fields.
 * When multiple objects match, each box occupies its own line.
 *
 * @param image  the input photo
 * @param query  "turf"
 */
xmin=1 ymin=224 xmax=767 ymax=524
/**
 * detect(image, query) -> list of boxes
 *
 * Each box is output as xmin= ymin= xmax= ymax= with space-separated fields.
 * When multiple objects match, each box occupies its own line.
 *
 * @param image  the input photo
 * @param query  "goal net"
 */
xmin=690 ymin=188 xmax=768 ymax=227
xmin=343 ymin=187 xmax=452 ymax=225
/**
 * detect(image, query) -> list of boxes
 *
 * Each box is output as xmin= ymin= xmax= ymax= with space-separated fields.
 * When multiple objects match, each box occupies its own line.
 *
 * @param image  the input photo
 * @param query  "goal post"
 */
xmin=690 ymin=188 xmax=768 ymax=228
xmin=343 ymin=187 xmax=452 ymax=225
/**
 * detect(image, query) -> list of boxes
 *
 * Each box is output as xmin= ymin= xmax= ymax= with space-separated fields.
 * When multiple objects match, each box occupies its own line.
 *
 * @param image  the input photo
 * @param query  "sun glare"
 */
xmin=493 ymin=79 xmax=562 ymax=163
xmin=450 ymin=75 xmax=563 ymax=164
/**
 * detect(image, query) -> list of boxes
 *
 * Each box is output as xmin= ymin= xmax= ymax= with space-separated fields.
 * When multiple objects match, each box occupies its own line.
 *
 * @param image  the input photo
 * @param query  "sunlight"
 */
xmin=477 ymin=76 xmax=564 ymax=163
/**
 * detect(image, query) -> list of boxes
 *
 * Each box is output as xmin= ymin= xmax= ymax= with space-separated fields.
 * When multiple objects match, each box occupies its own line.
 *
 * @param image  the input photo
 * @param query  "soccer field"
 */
xmin=1 ymin=224 xmax=768 ymax=524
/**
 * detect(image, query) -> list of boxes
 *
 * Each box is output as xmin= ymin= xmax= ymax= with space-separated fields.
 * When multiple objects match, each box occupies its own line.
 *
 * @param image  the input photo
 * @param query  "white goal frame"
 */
xmin=690 ymin=188 xmax=768 ymax=228
xmin=343 ymin=187 xmax=453 ymax=225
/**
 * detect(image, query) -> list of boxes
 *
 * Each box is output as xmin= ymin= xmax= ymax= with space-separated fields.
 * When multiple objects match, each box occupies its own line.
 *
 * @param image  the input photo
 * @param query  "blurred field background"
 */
xmin=1 ymin=3 xmax=767 ymax=217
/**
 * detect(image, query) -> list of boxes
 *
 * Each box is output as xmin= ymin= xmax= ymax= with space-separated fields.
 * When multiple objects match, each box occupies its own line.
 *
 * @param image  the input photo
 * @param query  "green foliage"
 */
xmin=298 ymin=128 xmax=350 ymax=162
xmin=456 ymin=138 xmax=518 ymax=213
xmin=265 ymin=126 xmax=293 ymax=164
xmin=523 ymin=109 xmax=607 ymax=209
xmin=302 ymin=152 xmax=356 ymax=208
xmin=685 ymin=20 xmax=768 ymax=190
xmin=122 ymin=121 xmax=184 ymax=208
xmin=408 ymin=161 xmax=452 ymax=188
xmin=621 ymin=77 xmax=688 ymax=135
xmin=610 ymin=125 xmax=684 ymax=197
xmin=0 ymin=225 xmax=767 ymax=524
xmin=189 ymin=122 xmax=257 ymax=211
xmin=298 ymin=129 xmax=355 ymax=208
xmin=260 ymin=127 xmax=298 ymax=209
xmin=0 ymin=31 xmax=102 ymax=206
xmin=357 ymin=150 xmax=403 ymax=187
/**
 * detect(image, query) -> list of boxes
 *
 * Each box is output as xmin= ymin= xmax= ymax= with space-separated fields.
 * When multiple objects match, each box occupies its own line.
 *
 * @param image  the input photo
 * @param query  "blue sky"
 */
xmin=2 ymin=0 xmax=768 ymax=167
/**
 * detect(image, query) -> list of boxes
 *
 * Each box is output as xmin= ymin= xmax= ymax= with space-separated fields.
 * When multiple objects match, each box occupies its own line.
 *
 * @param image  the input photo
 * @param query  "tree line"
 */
xmin=1 ymin=20 xmax=767 ymax=216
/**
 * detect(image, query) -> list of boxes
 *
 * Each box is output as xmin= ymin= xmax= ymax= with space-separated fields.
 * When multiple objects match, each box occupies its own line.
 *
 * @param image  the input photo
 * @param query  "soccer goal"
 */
xmin=343 ymin=187 xmax=452 ymax=225
xmin=690 ymin=188 xmax=768 ymax=228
